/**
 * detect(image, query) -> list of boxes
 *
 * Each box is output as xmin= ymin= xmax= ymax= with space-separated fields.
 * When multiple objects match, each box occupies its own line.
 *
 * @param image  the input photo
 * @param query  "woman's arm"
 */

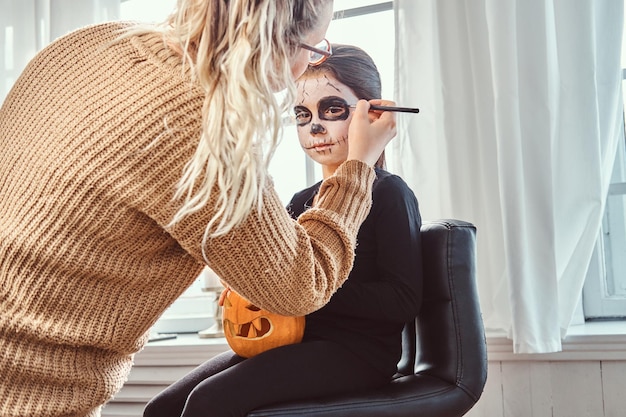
xmin=139 ymin=142 xmax=375 ymax=316
xmin=197 ymin=160 xmax=375 ymax=316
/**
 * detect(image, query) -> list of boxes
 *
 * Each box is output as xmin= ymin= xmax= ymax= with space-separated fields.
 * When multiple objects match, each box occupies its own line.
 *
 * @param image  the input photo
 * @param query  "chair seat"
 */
xmin=248 ymin=219 xmax=487 ymax=417
xmin=249 ymin=375 xmax=475 ymax=417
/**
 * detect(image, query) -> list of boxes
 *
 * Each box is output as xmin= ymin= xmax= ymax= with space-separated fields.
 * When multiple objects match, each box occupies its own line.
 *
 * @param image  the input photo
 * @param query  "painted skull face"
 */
xmin=294 ymin=73 xmax=360 ymax=175
xmin=222 ymin=291 xmax=305 ymax=358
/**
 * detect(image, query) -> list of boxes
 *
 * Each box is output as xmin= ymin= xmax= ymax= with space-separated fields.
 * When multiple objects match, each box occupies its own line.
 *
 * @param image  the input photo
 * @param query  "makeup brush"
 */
xmin=349 ymin=104 xmax=420 ymax=114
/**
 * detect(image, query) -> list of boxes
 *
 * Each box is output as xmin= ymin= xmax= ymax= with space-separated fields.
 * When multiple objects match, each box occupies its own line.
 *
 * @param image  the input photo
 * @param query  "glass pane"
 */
xmin=604 ymin=193 xmax=626 ymax=297
xmin=326 ymin=9 xmax=395 ymax=101
xmin=604 ymin=132 xmax=626 ymax=298
xmin=120 ymin=0 xmax=175 ymax=22
xmin=270 ymin=125 xmax=313 ymax=204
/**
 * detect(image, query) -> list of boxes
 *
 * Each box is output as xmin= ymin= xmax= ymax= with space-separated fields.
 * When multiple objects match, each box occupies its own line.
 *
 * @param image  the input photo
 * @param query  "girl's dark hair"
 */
xmin=306 ymin=43 xmax=382 ymax=101
xmin=302 ymin=44 xmax=386 ymax=168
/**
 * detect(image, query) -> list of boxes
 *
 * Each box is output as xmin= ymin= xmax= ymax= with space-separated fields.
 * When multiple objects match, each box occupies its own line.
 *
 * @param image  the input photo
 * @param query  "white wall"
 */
xmin=469 ymin=360 xmax=626 ymax=417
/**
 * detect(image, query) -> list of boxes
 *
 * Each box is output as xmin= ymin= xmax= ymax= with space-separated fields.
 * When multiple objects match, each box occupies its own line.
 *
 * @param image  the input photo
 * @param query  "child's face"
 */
xmin=294 ymin=73 xmax=359 ymax=176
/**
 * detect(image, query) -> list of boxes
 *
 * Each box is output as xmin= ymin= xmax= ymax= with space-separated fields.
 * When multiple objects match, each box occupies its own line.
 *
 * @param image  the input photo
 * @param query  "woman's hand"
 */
xmin=347 ymin=99 xmax=397 ymax=166
xmin=218 ymin=287 xmax=230 ymax=306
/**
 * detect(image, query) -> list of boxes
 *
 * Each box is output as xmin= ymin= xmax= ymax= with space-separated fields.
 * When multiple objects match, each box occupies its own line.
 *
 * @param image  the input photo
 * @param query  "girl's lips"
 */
xmin=312 ymin=143 xmax=333 ymax=151
xmin=307 ymin=140 xmax=336 ymax=151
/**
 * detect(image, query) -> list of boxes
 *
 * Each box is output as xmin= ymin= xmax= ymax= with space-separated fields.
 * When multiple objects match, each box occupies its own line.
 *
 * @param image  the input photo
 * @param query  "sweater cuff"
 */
xmin=314 ymin=159 xmax=375 ymax=230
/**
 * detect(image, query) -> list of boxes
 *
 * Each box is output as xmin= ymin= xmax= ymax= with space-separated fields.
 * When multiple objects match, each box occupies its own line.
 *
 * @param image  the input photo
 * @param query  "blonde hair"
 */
xmin=134 ymin=0 xmax=329 ymax=241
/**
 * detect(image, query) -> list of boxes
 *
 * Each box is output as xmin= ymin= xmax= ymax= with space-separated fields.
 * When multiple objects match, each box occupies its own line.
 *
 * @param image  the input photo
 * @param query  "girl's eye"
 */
xmin=324 ymin=106 xmax=348 ymax=117
xmin=318 ymin=99 xmax=350 ymax=121
xmin=294 ymin=107 xmax=312 ymax=126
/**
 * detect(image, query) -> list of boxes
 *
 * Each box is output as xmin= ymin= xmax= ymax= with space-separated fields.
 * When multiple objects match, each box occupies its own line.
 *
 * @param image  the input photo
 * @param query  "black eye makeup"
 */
xmin=293 ymin=96 xmax=351 ymax=127
xmin=294 ymin=106 xmax=312 ymax=127
xmin=318 ymin=97 xmax=350 ymax=121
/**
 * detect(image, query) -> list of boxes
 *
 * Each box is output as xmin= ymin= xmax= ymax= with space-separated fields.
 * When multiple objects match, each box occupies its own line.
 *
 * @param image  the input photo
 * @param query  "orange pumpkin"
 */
xmin=222 ymin=290 xmax=305 ymax=358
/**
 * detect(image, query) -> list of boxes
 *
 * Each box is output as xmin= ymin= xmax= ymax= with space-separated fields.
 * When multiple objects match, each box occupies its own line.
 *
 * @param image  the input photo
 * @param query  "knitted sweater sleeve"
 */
xmin=202 ymin=160 xmax=375 ymax=316
xmin=168 ymin=161 xmax=374 ymax=317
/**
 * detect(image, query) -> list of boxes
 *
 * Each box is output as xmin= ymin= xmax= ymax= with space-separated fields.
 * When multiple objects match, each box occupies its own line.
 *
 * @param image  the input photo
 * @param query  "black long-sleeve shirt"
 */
xmin=287 ymin=168 xmax=423 ymax=377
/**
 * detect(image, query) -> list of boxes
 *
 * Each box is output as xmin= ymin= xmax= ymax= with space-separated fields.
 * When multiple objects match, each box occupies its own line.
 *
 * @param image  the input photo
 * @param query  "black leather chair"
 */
xmin=248 ymin=219 xmax=487 ymax=417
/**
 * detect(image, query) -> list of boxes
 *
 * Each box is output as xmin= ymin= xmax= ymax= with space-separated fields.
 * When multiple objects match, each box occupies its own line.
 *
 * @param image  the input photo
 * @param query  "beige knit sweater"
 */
xmin=0 ymin=22 xmax=374 ymax=417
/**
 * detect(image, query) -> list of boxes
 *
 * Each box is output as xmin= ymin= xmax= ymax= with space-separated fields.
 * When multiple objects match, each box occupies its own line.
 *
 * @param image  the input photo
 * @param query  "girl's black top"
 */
xmin=287 ymin=168 xmax=424 ymax=377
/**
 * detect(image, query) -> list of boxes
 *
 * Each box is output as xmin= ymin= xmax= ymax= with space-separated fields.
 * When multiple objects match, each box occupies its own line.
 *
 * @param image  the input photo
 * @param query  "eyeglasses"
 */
xmin=300 ymin=39 xmax=332 ymax=66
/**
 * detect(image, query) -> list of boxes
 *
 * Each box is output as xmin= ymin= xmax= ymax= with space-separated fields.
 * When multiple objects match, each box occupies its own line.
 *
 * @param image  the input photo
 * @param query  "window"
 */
xmin=119 ymin=0 xmax=396 ymax=333
xmin=582 ymin=12 xmax=626 ymax=319
xmin=583 ymin=132 xmax=626 ymax=319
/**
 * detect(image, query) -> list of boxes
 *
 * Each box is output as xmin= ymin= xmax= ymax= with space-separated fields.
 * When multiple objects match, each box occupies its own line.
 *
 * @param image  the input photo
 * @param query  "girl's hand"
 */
xmin=347 ymin=99 xmax=397 ymax=166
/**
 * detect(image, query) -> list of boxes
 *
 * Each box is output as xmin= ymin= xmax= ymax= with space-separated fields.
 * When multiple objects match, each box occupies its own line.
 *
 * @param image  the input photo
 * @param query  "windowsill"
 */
xmin=486 ymin=320 xmax=626 ymax=361
xmin=133 ymin=321 xmax=626 ymax=367
xmin=135 ymin=333 xmax=230 ymax=366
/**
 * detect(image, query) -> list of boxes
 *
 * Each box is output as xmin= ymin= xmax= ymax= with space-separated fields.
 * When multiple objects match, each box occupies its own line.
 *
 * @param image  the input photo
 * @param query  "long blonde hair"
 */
xmin=148 ymin=0 xmax=330 ymax=239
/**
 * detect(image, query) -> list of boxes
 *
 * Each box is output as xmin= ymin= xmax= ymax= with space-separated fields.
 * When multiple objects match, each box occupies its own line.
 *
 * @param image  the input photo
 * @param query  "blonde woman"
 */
xmin=0 ymin=1 xmax=397 ymax=416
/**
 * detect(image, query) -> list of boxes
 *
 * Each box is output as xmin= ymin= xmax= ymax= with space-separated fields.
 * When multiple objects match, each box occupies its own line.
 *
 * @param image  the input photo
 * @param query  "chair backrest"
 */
xmin=398 ymin=219 xmax=487 ymax=413
xmin=248 ymin=219 xmax=487 ymax=417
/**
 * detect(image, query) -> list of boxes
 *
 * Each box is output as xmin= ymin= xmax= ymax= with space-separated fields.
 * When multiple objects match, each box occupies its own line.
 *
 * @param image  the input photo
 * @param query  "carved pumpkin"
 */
xmin=222 ymin=290 xmax=305 ymax=358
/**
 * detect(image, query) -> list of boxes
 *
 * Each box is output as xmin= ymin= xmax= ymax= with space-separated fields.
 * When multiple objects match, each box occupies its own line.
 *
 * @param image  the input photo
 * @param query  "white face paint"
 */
xmin=295 ymin=73 xmax=359 ymax=178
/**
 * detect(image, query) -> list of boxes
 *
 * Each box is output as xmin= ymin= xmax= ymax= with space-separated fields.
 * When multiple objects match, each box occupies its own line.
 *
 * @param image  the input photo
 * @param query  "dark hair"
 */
xmin=301 ymin=44 xmax=386 ymax=168
xmin=304 ymin=43 xmax=382 ymax=101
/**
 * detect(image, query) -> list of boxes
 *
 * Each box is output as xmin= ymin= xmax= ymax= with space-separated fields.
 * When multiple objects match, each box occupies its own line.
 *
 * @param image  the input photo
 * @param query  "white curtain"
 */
xmin=392 ymin=0 xmax=624 ymax=353
xmin=0 ymin=0 xmax=119 ymax=102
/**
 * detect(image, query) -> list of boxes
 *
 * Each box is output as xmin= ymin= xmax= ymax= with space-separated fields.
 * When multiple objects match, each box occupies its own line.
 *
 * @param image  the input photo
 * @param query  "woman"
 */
xmin=143 ymin=43 xmax=422 ymax=417
xmin=0 ymin=1 xmax=398 ymax=416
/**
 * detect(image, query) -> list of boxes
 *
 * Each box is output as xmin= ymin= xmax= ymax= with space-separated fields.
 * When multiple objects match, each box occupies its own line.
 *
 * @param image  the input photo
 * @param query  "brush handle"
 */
xmin=350 ymin=104 xmax=420 ymax=114
xmin=369 ymin=105 xmax=420 ymax=113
